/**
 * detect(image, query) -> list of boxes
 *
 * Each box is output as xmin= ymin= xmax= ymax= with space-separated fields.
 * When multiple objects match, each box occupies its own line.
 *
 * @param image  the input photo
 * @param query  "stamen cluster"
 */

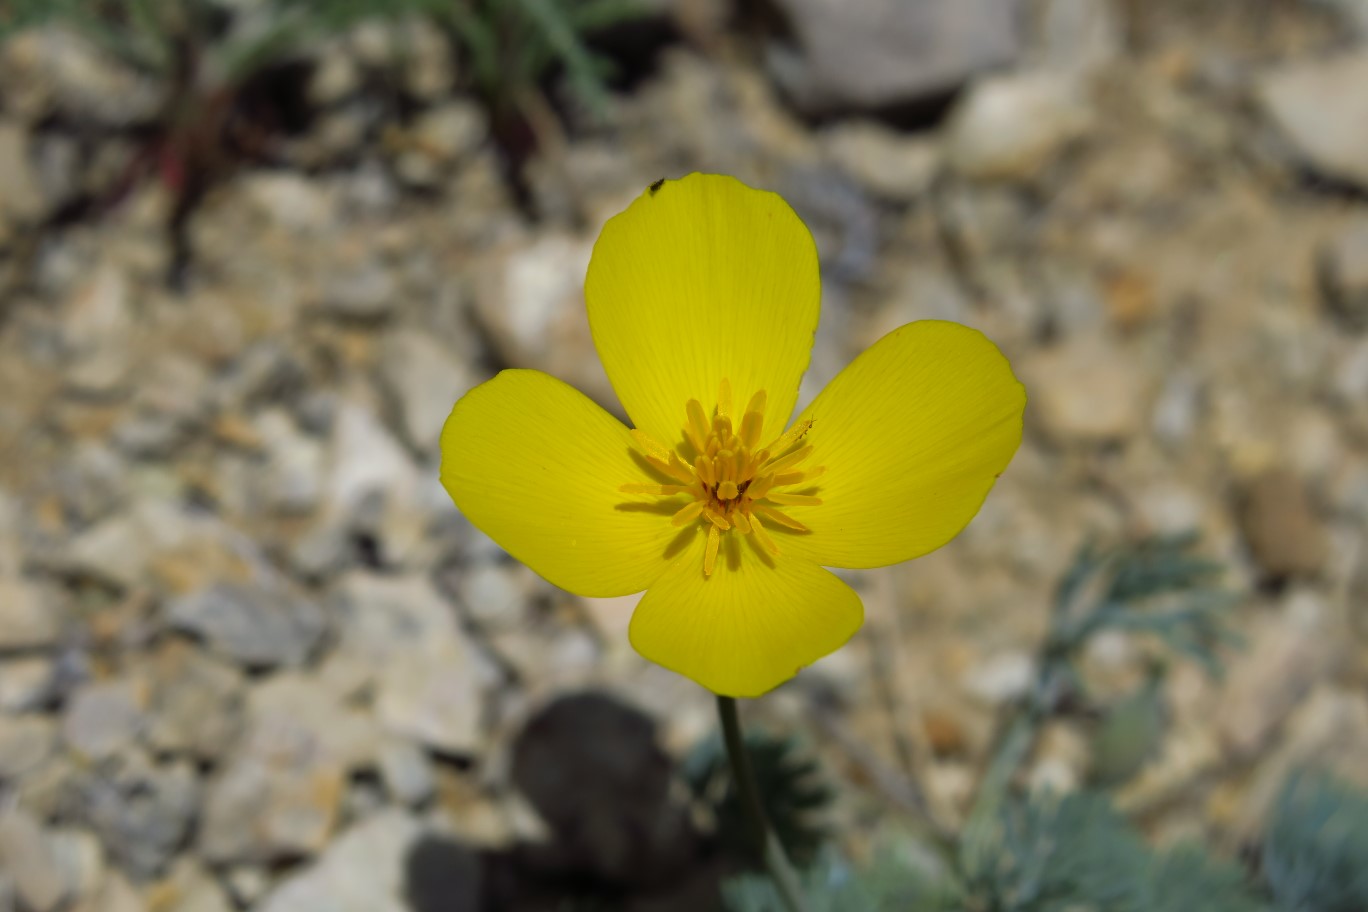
xmin=622 ymin=380 xmax=823 ymax=576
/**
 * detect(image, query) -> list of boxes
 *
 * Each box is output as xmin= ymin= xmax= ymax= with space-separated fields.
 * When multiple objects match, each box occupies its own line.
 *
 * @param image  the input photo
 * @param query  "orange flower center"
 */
xmin=622 ymin=379 xmax=823 ymax=576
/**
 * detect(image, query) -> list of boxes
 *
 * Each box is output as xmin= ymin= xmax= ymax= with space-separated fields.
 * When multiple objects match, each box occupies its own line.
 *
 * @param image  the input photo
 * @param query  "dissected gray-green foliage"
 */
xmin=965 ymin=792 xmax=1266 ymax=912
xmin=684 ymin=730 xmax=834 ymax=871
xmin=723 ymin=843 xmax=951 ymax=912
xmin=720 ymin=537 xmax=1368 ymax=912
xmin=1263 ymin=772 xmax=1368 ymax=912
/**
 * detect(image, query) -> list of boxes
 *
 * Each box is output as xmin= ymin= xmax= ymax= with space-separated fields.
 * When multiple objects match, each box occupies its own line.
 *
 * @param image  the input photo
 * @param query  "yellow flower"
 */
xmin=441 ymin=173 xmax=1025 ymax=697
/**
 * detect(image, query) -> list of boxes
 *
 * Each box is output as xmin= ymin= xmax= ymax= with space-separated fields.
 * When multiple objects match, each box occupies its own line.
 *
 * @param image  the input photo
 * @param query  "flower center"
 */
xmin=622 ymin=379 xmax=823 ymax=577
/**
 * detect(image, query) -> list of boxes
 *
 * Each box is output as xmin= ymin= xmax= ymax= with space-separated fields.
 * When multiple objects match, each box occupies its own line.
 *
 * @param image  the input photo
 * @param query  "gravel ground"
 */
xmin=0 ymin=1 xmax=1366 ymax=910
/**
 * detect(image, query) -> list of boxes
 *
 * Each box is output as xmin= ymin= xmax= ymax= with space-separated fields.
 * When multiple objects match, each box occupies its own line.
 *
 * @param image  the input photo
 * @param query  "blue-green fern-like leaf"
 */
xmin=1263 ymin=771 xmax=1368 ymax=912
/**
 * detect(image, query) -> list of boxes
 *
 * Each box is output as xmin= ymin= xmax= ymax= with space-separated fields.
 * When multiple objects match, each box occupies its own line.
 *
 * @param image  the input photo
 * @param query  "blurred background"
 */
xmin=0 ymin=0 xmax=1366 ymax=910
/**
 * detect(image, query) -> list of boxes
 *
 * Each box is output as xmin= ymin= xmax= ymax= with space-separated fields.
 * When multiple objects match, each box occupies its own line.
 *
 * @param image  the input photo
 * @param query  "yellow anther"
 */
xmin=716 ymin=450 xmax=735 ymax=481
xmin=648 ymin=452 xmax=695 ymax=484
xmin=631 ymin=429 xmax=672 ymax=461
xmin=772 ymin=466 xmax=824 ymax=486
xmin=621 ymin=483 xmax=689 ymax=495
xmin=746 ymin=475 xmax=775 ymax=500
xmin=755 ymin=503 xmax=810 ymax=532
xmin=764 ymin=445 xmax=813 ymax=474
xmin=740 ymin=409 xmax=764 ymax=449
xmin=669 ymin=452 xmax=695 ymax=478
xmin=750 ymin=512 xmax=781 ymax=556
xmin=620 ymin=378 xmax=821 ymax=576
xmin=766 ymin=492 xmax=822 ymax=506
xmin=767 ymin=418 xmax=813 ymax=456
xmin=696 ymin=454 xmax=716 ymax=485
xmin=671 ymin=501 xmax=704 ymax=526
xmin=702 ymin=507 xmax=731 ymax=530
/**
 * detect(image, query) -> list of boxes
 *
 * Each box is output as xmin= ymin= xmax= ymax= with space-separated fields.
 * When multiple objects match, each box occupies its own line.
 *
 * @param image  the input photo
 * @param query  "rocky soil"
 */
xmin=1 ymin=0 xmax=1367 ymax=909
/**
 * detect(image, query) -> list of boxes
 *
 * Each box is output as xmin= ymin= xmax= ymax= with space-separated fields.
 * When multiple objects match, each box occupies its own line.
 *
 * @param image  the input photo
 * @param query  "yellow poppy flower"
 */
xmin=441 ymin=173 xmax=1025 ymax=697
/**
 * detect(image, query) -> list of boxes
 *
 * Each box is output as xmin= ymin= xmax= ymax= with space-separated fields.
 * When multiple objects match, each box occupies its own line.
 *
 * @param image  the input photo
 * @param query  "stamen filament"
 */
xmin=764 ymin=445 xmax=813 ymax=474
xmin=750 ymin=512 xmax=781 ymax=556
xmin=772 ymin=466 xmax=825 ymax=486
xmin=631 ymin=429 xmax=672 ymax=462
xmin=702 ymin=507 xmax=731 ymax=531
xmin=621 ymin=379 xmax=819 ymax=576
xmin=647 ymin=453 xmax=696 ymax=484
xmin=620 ymin=484 xmax=690 ymax=495
xmin=668 ymin=452 xmax=696 ymax=480
xmin=754 ymin=503 xmax=810 ymax=532
xmin=765 ymin=492 xmax=822 ymax=506
xmin=764 ymin=418 xmax=813 ymax=458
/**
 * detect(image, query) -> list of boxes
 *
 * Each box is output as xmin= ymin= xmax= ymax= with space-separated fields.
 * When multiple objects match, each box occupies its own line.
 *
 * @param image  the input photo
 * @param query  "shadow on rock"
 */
xmin=406 ymin=692 xmax=724 ymax=912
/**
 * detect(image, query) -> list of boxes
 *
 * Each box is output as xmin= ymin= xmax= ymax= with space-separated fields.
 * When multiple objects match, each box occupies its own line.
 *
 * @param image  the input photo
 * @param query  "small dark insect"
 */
xmin=649 ymin=178 xmax=665 ymax=194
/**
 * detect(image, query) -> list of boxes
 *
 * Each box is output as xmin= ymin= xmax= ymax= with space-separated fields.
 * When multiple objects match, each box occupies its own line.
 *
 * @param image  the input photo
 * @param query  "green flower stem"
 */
xmin=716 ymin=695 xmax=811 ymax=912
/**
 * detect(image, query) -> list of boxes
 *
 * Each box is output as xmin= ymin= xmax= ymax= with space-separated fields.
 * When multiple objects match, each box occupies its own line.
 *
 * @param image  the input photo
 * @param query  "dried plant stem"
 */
xmin=716 ymin=695 xmax=810 ymax=912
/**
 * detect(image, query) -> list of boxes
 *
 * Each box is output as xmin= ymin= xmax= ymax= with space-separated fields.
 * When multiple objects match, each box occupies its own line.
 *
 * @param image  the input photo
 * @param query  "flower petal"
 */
xmin=586 ymin=173 xmax=820 ymax=445
xmin=781 ymin=321 xmax=1026 ymax=569
xmin=628 ymin=535 xmax=864 ymax=697
xmin=440 ymin=369 xmax=681 ymax=598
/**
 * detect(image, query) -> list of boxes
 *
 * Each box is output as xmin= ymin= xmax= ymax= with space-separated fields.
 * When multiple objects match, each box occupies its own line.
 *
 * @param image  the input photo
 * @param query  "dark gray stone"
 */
xmin=166 ymin=581 xmax=325 ymax=669
xmin=766 ymin=0 xmax=1024 ymax=114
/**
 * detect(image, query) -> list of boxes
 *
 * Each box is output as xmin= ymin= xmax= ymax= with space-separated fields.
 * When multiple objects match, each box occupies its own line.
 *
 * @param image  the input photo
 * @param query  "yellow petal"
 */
xmin=440 ymin=370 xmax=680 ymax=597
xmin=586 ymin=173 xmax=820 ymax=446
xmin=783 ymin=321 xmax=1026 ymax=569
xmin=628 ymin=535 xmax=863 ymax=697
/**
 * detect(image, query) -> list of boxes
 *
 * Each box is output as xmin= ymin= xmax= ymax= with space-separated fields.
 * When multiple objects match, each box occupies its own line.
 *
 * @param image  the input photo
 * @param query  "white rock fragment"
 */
xmin=329 ymin=404 xmax=421 ymax=516
xmin=964 ymin=651 xmax=1036 ymax=706
xmin=0 ymin=810 xmax=67 ymax=912
xmin=823 ymin=121 xmax=941 ymax=202
xmin=378 ymin=738 xmax=437 ymax=806
xmin=945 ymin=71 xmax=1092 ymax=182
xmin=376 ymin=641 xmax=484 ymax=756
xmin=1258 ymin=52 xmax=1368 ymax=190
xmin=256 ymin=810 xmax=423 ymax=912
xmin=1022 ymin=334 xmax=1148 ymax=443
xmin=377 ymin=329 xmax=478 ymax=455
